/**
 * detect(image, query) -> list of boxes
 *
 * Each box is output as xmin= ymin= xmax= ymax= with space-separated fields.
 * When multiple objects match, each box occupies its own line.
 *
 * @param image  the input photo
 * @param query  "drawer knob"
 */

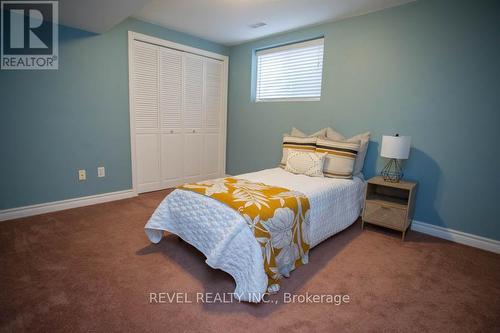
xmin=170 ymin=130 xmax=173 ymax=134
xmin=192 ymin=129 xmax=196 ymax=133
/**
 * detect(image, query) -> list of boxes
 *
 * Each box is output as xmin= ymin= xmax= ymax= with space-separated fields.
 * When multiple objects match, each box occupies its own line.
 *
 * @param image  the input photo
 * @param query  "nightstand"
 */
xmin=362 ymin=176 xmax=417 ymax=240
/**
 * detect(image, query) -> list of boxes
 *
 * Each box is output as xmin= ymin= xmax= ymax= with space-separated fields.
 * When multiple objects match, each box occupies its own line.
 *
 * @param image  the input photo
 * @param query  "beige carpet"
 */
xmin=1 ymin=190 xmax=499 ymax=332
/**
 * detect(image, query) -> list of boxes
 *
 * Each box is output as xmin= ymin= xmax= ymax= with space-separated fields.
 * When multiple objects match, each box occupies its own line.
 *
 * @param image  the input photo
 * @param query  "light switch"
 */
xmin=78 ymin=170 xmax=86 ymax=181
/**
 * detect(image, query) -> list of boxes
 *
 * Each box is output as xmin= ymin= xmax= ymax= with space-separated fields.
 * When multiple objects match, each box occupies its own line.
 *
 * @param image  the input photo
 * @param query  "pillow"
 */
xmin=280 ymin=136 xmax=317 ymax=167
xmin=288 ymin=127 xmax=327 ymax=138
xmin=324 ymin=127 xmax=345 ymax=141
xmin=315 ymin=137 xmax=360 ymax=179
xmin=325 ymin=128 xmax=370 ymax=176
xmin=285 ymin=150 xmax=326 ymax=177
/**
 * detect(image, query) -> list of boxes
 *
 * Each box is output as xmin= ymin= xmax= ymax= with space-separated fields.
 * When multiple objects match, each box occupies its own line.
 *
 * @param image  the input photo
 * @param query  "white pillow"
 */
xmin=285 ymin=150 xmax=326 ymax=177
xmin=325 ymin=128 xmax=370 ymax=176
xmin=287 ymin=127 xmax=327 ymax=138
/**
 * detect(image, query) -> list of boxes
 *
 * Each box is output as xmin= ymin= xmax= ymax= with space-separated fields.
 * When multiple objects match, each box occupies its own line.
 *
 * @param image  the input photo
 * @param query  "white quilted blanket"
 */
xmin=145 ymin=168 xmax=365 ymax=302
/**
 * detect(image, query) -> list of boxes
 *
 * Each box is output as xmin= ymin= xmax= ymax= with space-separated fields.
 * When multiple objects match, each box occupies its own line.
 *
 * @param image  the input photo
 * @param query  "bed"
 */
xmin=145 ymin=167 xmax=366 ymax=302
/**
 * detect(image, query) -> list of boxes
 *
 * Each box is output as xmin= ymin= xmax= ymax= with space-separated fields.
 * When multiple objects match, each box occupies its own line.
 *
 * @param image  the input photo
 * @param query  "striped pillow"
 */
xmin=280 ymin=136 xmax=317 ymax=168
xmin=315 ymin=138 xmax=360 ymax=179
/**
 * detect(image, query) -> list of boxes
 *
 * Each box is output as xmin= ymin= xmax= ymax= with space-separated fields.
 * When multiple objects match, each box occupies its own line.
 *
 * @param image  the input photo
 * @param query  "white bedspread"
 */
xmin=145 ymin=168 xmax=365 ymax=302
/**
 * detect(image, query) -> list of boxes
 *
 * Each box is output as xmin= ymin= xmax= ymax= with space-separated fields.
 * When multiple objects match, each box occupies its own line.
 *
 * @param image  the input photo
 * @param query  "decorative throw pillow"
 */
xmin=315 ymin=137 xmax=361 ymax=179
xmin=285 ymin=150 xmax=326 ymax=177
xmin=280 ymin=136 xmax=317 ymax=167
xmin=325 ymin=128 xmax=370 ymax=176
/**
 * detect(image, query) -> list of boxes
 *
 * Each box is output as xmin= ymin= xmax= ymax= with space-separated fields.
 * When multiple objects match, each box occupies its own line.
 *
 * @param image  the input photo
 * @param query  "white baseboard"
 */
xmin=2 ymin=194 xmax=499 ymax=255
xmin=0 ymin=189 xmax=137 ymax=222
xmin=411 ymin=220 xmax=500 ymax=254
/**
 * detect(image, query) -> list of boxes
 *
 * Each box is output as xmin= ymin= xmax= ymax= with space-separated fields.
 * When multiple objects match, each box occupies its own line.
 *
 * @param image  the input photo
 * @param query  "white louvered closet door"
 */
xmin=203 ymin=59 xmax=223 ymax=179
xmin=182 ymin=54 xmax=204 ymax=182
xmin=159 ymin=48 xmax=183 ymax=187
xmin=133 ymin=40 xmax=161 ymax=193
xmin=132 ymin=37 xmax=226 ymax=194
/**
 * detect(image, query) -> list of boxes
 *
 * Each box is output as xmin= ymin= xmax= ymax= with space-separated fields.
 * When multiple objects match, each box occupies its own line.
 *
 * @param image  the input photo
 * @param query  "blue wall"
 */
xmin=0 ymin=18 xmax=228 ymax=209
xmin=1 ymin=0 xmax=499 ymax=241
xmin=226 ymin=0 xmax=500 ymax=240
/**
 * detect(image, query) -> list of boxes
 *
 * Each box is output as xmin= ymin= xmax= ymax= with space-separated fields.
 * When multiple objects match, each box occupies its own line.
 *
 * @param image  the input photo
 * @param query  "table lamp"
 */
xmin=380 ymin=134 xmax=411 ymax=182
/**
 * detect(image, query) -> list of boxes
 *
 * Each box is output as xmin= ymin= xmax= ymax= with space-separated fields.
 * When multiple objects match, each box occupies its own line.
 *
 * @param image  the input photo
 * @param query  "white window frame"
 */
xmin=255 ymin=38 xmax=324 ymax=103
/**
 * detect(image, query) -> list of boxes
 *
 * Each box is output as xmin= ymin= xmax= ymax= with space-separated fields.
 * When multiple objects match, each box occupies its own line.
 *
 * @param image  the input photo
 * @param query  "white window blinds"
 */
xmin=256 ymin=38 xmax=324 ymax=102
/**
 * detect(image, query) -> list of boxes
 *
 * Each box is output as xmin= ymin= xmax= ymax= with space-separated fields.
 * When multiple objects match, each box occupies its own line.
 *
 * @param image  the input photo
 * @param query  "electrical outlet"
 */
xmin=97 ymin=166 xmax=105 ymax=178
xmin=78 ymin=169 xmax=86 ymax=181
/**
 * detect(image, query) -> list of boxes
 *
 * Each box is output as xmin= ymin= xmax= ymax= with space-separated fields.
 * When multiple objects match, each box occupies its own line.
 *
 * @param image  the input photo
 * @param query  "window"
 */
xmin=255 ymin=38 xmax=324 ymax=102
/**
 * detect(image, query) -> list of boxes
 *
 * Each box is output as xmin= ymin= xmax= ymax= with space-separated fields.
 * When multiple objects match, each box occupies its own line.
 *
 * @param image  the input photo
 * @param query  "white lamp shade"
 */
xmin=380 ymin=135 xmax=411 ymax=159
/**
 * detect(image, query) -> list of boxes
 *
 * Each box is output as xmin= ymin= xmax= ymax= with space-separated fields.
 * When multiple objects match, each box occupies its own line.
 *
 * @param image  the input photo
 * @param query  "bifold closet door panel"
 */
xmin=133 ymin=41 xmax=161 ymax=192
xmin=182 ymin=54 xmax=204 ymax=182
xmin=202 ymin=59 xmax=223 ymax=178
xmin=159 ymin=48 xmax=183 ymax=186
xmin=202 ymin=58 xmax=223 ymax=178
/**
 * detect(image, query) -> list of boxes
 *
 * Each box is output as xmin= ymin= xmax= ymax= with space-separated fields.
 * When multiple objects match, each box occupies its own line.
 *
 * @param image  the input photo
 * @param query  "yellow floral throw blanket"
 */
xmin=178 ymin=177 xmax=310 ymax=292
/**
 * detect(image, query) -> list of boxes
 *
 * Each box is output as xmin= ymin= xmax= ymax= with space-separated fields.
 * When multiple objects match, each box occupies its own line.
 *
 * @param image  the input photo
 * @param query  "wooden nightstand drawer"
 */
xmin=364 ymin=201 xmax=406 ymax=230
xmin=362 ymin=176 xmax=417 ymax=240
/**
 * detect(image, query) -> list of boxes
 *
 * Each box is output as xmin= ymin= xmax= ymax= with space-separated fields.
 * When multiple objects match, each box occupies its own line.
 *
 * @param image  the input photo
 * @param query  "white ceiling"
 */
xmin=58 ymin=0 xmax=152 ymax=33
xmin=58 ymin=0 xmax=415 ymax=44
xmin=134 ymin=0 xmax=416 ymax=45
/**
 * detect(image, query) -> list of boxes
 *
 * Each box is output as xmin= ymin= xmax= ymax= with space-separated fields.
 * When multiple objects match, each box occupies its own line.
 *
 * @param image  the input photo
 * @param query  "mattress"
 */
xmin=237 ymin=168 xmax=366 ymax=247
xmin=145 ymin=168 xmax=365 ymax=302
